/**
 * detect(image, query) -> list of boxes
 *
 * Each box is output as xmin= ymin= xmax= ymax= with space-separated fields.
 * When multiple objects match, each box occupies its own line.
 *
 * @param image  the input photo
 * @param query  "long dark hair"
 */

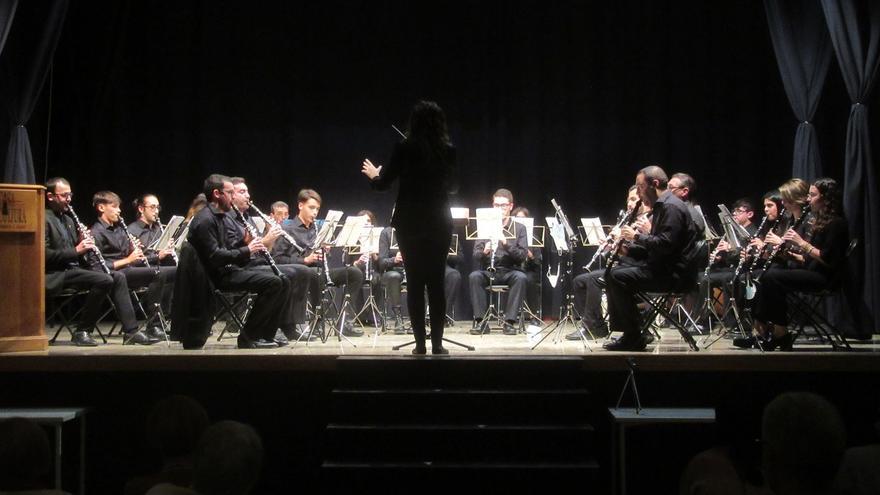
xmin=812 ymin=177 xmax=844 ymax=233
xmin=406 ymin=100 xmax=451 ymax=157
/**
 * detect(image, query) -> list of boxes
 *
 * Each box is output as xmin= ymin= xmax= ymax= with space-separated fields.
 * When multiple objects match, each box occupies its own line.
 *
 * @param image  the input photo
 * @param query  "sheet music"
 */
xmin=358 ymin=226 xmax=384 ymax=254
xmin=150 ymin=215 xmax=184 ymax=251
xmin=546 ymin=217 xmax=569 ymax=252
xmin=475 ymin=208 xmax=503 ymax=240
xmin=314 ymin=210 xmax=343 ymax=249
xmin=450 ymin=207 xmax=470 ymax=220
xmin=335 ymin=215 xmax=368 ymax=247
xmin=512 ymin=216 xmax=535 ymax=245
xmin=580 ymin=217 xmax=604 ymax=246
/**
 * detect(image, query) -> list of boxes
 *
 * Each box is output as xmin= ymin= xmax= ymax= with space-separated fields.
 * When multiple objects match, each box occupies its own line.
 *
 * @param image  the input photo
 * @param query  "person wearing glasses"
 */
xmin=468 ymin=188 xmax=529 ymax=336
xmin=667 ymin=173 xmax=706 ymax=234
xmin=187 ymin=174 xmax=288 ymax=349
xmin=129 ymin=194 xmax=178 ymax=316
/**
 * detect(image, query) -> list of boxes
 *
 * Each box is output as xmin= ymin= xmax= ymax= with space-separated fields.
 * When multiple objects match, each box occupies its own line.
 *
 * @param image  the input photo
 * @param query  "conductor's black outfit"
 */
xmin=369 ymin=140 xmax=458 ymax=351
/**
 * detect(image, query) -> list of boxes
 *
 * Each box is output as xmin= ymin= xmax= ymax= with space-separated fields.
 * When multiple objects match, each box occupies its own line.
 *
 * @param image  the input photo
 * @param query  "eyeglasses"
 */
xmin=53 ymin=192 xmax=73 ymax=199
xmin=733 ymin=208 xmax=748 ymax=215
xmin=144 ymin=204 xmax=161 ymax=211
xmin=492 ymin=203 xmax=511 ymax=208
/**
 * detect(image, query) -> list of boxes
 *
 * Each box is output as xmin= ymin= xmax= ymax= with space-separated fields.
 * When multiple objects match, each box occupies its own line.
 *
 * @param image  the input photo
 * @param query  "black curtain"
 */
xmin=765 ymin=0 xmax=832 ymax=181
xmin=1 ymin=0 xmax=67 ymax=184
xmin=0 ymin=0 xmax=17 ymax=58
xmin=821 ymin=0 xmax=880 ymax=336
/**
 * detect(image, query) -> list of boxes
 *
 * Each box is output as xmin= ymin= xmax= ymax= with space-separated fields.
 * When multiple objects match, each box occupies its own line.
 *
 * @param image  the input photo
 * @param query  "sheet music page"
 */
xmin=580 ymin=217 xmax=604 ymax=245
xmin=315 ymin=210 xmax=343 ymax=248
xmin=335 ymin=215 xmax=368 ymax=247
xmin=546 ymin=217 xmax=569 ymax=252
xmin=450 ymin=207 xmax=470 ymax=220
xmin=475 ymin=208 xmax=503 ymax=240
xmin=512 ymin=216 xmax=535 ymax=245
xmin=152 ymin=215 xmax=184 ymax=250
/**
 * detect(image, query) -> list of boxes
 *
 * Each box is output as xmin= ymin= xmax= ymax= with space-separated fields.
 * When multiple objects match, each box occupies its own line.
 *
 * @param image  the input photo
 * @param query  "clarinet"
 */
xmin=604 ymin=199 xmax=642 ymax=269
xmin=248 ymin=201 xmax=305 ymax=254
xmin=755 ymin=204 xmax=811 ymax=280
xmin=156 ymin=215 xmax=179 ymax=265
xmin=585 ymin=208 xmax=626 ymax=272
xmin=231 ymin=204 xmax=283 ymax=277
xmin=486 ymin=238 xmax=499 ymax=274
xmin=732 ymin=214 xmax=772 ymax=281
xmin=67 ymin=205 xmax=111 ymax=274
xmin=118 ymin=214 xmax=155 ymax=272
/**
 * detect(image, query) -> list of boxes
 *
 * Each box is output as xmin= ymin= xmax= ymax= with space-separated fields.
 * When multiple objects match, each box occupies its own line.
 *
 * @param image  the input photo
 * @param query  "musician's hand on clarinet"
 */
xmin=263 ymin=225 xmax=282 ymax=247
xmin=782 ymin=228 xmax=804 ymax=246
xmin=247 ymin=238 xmax=266 ymax=254
xmin=764 ymin=231 xmax=783 ymax=246
xmin=159 ymin=247 xmax=175 ymax=260
xmin=483 ymin=243 xmax=493 ymax=255
xmin=620 ymin=225 xmax=637 ymax=242
xmin=304 ymin=251 xmax=322 ymax=265
xmin=634 ymin=218 xmax=651 ymax=234
xmin=75 ymin=238 xmax=94 ymax=255
xmin=716 ymin=239 xmax=730 ymax=253
xmin=748 ymin=238 xmax=764 ymax=250
xmin=394 ymin=251 xmax=403 ymax=265
xmin=125 ymin=246 xmax=145 ymax=265
xmin=361 ymin=159 xmax=382 ymax=180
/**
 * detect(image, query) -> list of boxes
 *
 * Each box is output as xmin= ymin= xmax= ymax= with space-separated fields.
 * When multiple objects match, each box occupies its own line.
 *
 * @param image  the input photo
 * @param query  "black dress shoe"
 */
xmin=502 ymin=321 xmax=519 ymax=335
xmin=767 ymin=332 xmax=795 ymax=352
xmin=412 ymin=346 xmax=427 ymax=355
xmin=274 ymin=329 xmax=289 ymax=347
xmin=72 ymin=331 xmax=98 ymax=347
xmin=146 ymin=326 xmax=167 ymax=342
xmin=733 ymin=335 xmax=763 ymax=349
xmin=432 ymin=346 xmax=449 ymax=355
xmin=237 ymin=337 xmax=278 ymax=349
xmin=602 ymin=336 xmax=646 ymax=352
xmin=123 ymin=330 xmax=157 ymax=346
xmin=565 ymin=329 xmax=587 ymax=341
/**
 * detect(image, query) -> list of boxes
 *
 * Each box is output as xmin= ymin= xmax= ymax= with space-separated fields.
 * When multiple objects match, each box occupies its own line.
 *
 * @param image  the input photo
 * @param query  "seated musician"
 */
xmin=128 ymin=193 xmax=177 ymax=316
xmin=226 ymin=178 xmax=308 ymax=345
xmin=511 ymin=206 xmax=543 ymax=325
xmin=668 ymin=172 xmax=707 ymax=234
xmin=270 ymin=201 xmax=289 ymax=225
xmin=272 ymin=188 xmax=365 ymax=337
xmin=604 ymin=165 xmax=701 ymax=351
xmin=89 ymin=191 xmax=165 ymax=345
xmin=187 ymin=174 xmax=288 ymax=349
xmin=568 ymin=185 xmax=649 ymax=340
xmin=44 ymin=177 xmax=128 ymax=346
xmin=468 ymin=188 xmax=529 ymax=335
xmin=736 ymin=178 xmax=848 ymax=351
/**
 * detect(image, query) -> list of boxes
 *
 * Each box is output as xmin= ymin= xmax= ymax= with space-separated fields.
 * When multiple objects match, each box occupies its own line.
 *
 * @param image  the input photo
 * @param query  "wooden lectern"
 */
xmin=0 ymin=184 xmax=47 ymax=352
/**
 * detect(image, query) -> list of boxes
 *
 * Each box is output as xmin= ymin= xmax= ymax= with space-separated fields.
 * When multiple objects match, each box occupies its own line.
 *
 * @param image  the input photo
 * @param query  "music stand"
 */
xmin=531 ymin=199 xmax=591 ymax=351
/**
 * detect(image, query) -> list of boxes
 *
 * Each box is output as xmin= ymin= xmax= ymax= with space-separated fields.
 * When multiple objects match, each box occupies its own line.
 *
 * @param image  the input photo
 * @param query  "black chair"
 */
xmin=47 ymin=288 xmax=110 ymax=344
xmin=786 ymin=238 xmax=859 ymax=351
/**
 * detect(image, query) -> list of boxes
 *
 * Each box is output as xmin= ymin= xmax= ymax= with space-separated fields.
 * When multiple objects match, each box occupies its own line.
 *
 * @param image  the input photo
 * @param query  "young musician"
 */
xmin=187 ymin=174 xmax=288 ymax=349
xmin=45 ymin=178 xmax=124 ymax=346
xmin=512 ymin=206 xmax=543 ymax=324
xmin=89 ymin=191 xmax=165 ymax=345
xmin=128 ymin=193 xmax=177 ymax=314
xmin=273 ymin=188 xmax=365 ymax=337
xmin=745 ymin=178 xmax=849 ymax=351
xmin=468 ymin=188 xmax=529 ymax=336
xmin=604 ymin=165 xmax=700 ymax=351
xmin=227 ymin=178 xmax=307 ymax=345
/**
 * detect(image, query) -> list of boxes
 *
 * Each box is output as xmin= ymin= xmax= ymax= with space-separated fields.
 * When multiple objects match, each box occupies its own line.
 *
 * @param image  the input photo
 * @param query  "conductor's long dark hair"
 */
xmin=406 ymin=100 xmax=451 ymax=157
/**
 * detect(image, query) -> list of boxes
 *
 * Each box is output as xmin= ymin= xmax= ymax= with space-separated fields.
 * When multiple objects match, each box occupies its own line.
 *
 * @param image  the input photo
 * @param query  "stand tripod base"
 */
xmin=392 ymin=334 xmax=475 ymax=352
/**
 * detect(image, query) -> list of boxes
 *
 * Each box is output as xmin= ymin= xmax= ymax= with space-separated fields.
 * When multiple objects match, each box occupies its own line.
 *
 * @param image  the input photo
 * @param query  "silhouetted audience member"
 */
xmin=0 ymin=417 xmax=69 ymax=495
xmin=125 ymin=395 xmax=210 ymax=495
xmin=191 ymin=421 xmax=263 ymax=495
xmin=834 ymin=411 xmax=880 ymax=495
xmin=762 ymin=392 xmax=846 ymax=495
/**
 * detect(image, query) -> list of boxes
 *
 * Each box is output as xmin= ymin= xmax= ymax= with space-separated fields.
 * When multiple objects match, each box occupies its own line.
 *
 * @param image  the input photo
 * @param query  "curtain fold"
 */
xmin=820 ymin=0 xmax=880 ymax=337
xmin=0 ymin=0 xmax=17 ymax=57
xmin=2 ymin=0 xmax=68 ymax=184
xmin=765 ymin=0 xmax=832 ymax=182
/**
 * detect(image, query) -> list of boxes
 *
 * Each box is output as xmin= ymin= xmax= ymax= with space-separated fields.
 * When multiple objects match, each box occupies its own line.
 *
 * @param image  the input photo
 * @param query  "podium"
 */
xmin=0 ymin=184 xmax=47 ymax=352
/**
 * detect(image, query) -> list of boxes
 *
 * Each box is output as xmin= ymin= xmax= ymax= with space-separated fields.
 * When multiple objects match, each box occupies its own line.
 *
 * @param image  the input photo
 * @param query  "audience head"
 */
xmin=762 ymin=392 xmax=846 ymax=495
xmin=146 ymin=395 xmax=210 ymax=461
xmin=0 ymin=417 xmax=52 ymax=491
xmin=193 ymin=421 xmax=263 ymax=495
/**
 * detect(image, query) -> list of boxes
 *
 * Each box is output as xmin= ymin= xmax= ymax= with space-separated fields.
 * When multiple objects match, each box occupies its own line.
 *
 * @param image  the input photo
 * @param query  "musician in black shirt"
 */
xmin=187 ymin=174 xmax=288 ymax=349
xmin=605 ymin=166 xmax=700 ymax=351
xmin=272 ymin=188 xmax=365 ymax=337
xmin=44 ymin=178 xmax=124 ymax=346
xmin=90 ymin=191 xmax=163 ymax=345
xmin=128 ymin=193 xmax=177 ymax=313
xmin=512 ymin=207 xmax=543 ymax=324
xmin=227 ymin=178 xmax=307 ymax=345
xmin=468 ymin=189 xmax=530 ymax=336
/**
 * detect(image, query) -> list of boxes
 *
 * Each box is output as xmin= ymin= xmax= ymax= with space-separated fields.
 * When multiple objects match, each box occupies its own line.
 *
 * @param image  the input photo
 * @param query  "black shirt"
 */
xmin=631 ymin=191 xmax=699 ymax=276
xmin=91 ymin=218 xmax=141 ymax=270
xmin=273 ymin=216 xmax=317 ymax=266
xmin=45 ymin=209 xmax=82 ymax=272
xmin=472 ymin=219 xmax=529 ymax=271
xmin=805 ymin=215 xmax=849 ymax=281
xmin=127 ymin=219 xmax=165 ymax=266
xmin=186 ymin=204 xmax=251 ymax=278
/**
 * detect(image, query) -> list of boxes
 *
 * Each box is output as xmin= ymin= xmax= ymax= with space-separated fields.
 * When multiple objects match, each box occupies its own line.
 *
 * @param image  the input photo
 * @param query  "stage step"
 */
xmin=321 ymin=356 xmax=601 ymax=489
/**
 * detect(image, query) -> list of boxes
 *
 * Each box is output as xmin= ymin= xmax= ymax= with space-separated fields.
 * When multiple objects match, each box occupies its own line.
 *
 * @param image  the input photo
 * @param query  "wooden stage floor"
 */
xmin=8 ymin=321 xmax=880 ymax=373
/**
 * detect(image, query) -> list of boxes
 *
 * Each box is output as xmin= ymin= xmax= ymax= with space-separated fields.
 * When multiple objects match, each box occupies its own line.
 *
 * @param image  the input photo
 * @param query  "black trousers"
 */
xmin=605 ymin=266 xmax=675 ymax=341
xmin=303 ymin=265 xmax=365 ymax=318
xmin=54 ymin=268 xmax=114 ymax=333
xmin=379 ymin=266 xmax=460 ymax=317
xmin=157 ymin=266 xmax=176 ymax=313
xmin=573 ymin=270 xmax=608 ymax=333
xmin=397 ymin=233 xmax=450 ymax=348
xmin=444 ymin=265 xmax=461 ymax=318
xmin=119 ymin=266 xmax=165 ymax=325
xmin=752 ymin=268 xmax=828 ymax=326
xmin=469 ymin=268 xmax=528 ymax=322
xmin=216 ymin=267 xmax=287 ymax=342
xmin=524 ymin=268 xmax=541 ymax=316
